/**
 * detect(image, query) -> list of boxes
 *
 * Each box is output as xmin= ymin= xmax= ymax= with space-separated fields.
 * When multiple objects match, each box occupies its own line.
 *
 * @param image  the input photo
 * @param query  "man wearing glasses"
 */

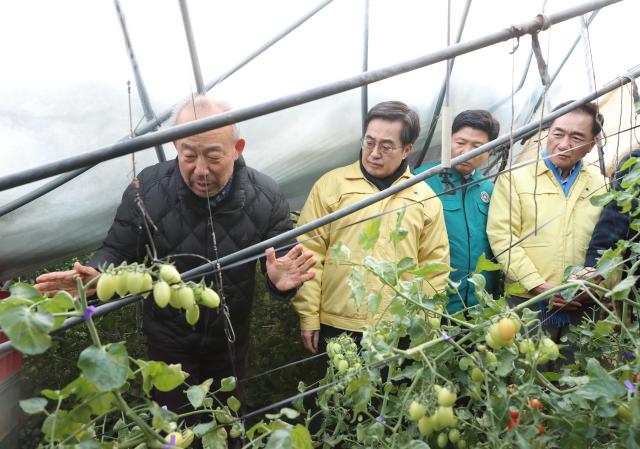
xmin=293 ymin=101 xmax=450 ymax=353
xmin=487 ymin=101 xmax=605 ymax=349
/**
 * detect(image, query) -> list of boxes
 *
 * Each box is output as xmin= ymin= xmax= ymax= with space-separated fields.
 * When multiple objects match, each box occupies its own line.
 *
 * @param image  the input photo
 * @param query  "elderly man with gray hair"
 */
xmin=35 ymin=95 xmax=316 ymax=412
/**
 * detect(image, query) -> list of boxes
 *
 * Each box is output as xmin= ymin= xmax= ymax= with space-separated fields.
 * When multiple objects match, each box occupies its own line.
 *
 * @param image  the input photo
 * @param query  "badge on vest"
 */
xmin=480 ymin=191 xmax=490 ymax=203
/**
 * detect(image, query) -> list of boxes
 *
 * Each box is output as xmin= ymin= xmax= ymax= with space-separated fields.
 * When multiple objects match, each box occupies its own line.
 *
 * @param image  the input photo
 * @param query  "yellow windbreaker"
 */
xmin=487 ymin=160 xmax=605 ymax=296
xmin=293 ymin=161 xmax=450 ymax=332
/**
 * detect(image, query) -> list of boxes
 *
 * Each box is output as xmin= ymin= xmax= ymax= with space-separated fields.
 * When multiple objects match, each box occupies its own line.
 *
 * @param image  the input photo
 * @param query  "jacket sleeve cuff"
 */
xmin=299 ymin=315 xmax=321 ymax=331
xmin=265 ymin=274 xmax=297 ymax=300
xmin=519 ymin=272 xmax=546 ymax=292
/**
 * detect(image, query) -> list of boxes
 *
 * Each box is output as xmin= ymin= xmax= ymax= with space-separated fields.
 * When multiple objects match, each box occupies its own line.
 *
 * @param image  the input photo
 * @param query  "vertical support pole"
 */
xmin=114 ymin=0 xmax=166 ymax=162
xmin=440 ymin=0 xmax=453 ymax=168
xmin=361 ymin=0 xmax=370 ymax=128
xmin=178 ymin=0 xmax=205 ymax=95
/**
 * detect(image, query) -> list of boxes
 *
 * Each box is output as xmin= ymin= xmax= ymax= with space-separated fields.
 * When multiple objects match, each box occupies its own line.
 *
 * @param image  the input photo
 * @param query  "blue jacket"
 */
xmin=414 ymin=162 xmax=496 ymax=312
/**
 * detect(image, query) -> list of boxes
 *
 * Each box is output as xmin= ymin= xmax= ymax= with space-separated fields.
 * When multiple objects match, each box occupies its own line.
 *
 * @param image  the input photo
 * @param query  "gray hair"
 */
xmin=171 ymin=95 xmax=240 ymax=142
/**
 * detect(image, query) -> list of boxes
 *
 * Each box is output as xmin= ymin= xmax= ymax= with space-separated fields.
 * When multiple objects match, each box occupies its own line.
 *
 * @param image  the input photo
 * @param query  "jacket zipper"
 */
xmin=461 ymin=180 xmax=471 ymax=305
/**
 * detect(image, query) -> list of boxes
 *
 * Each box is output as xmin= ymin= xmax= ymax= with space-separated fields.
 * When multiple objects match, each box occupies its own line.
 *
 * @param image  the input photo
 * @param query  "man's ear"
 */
xmin=402 ymin=143 xmax=413 ymax=160
xmin=234 ymin=138 xmax=246 ymax=159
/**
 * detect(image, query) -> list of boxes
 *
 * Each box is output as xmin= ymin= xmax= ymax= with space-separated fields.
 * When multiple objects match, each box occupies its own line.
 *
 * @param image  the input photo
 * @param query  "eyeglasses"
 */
xmin=361 ymin=137 xmax=404 ymax=155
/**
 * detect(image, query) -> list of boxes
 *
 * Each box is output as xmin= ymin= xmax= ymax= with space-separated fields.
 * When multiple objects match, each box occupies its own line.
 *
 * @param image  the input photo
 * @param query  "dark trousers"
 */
xmin=147 ymin=338 xmax=247 ymax=419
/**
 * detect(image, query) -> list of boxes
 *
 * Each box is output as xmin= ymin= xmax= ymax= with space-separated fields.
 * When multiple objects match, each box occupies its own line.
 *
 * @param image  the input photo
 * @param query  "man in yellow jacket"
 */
xmin=293 ymin=101 xmax=450 ymax=353
xmin=487 ymin=101 xmax=605 ymax=341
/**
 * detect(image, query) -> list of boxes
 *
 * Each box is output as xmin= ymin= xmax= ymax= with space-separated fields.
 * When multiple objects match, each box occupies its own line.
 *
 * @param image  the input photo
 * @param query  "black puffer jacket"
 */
xmin=89 ymin=157 xmax=293 ymax=351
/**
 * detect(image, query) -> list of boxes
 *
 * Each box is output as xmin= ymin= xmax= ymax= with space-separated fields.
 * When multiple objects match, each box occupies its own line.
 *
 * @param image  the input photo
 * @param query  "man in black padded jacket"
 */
xmin=35 ymin=96 xmax=316 ymax=412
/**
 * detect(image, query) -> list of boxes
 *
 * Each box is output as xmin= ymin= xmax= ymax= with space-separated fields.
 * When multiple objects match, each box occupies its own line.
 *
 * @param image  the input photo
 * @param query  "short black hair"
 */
xmin=364 ymin=101 xmax=421 ymax=147
xmin=551 ymin=101 xmax=603 ymax=137
xmin=452 ymin=110 xmax=500 ymax=141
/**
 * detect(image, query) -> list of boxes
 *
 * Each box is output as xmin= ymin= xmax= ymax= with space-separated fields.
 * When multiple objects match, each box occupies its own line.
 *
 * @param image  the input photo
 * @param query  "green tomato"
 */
xmin=486 ymin=352 xmax=498 ymax=367
xmin=428 ymin=316 xmax=441 ymax=329
xmin=437 ymin=432 xmax=448 ymax=448
xmin=169 ymin=285 xmax=182 ymax=308
xmin=471 ymin=367 xmax=485 ymax=383
xmin=485 ymin=332 xmax=502 ymax=350
xmin=200 ymin=288 xmax=220 ymax=308
xmin=185 ymin=304 xmax=200 ymax=326
xmin=337 ymin=359 xmax=349 ymax=373
xmin=153 ymin=281 xmax=171 ymax=308
xmin=115 ymin=271 xmax=129 ymax=297
xmin=448 ymin=428 xmax=461 ymax=444
xmin=96 ymin=273 xmax=117 ymax=302
xmin=141 ymin=273 xmax=153 ymax=298
xmin=418 ymin=415 xmax=434 ymax=436
xmin=457 ymin=439 xmax=467 ymax=449
xmin=541 ymin=338 xmax=559 ymax=360
xmin=159 ymin=264 xmax=181 ymax=284
xmin=177 ymin=286 xmax=195 ymax=309
xmin=434 ymin=406 xmax=456 ymax=429
xmin=408 ymin=401 xmax=427 ymax=421
xmin=458 ymin=357 xmax=470 ymax=371
xmin=127 ymin=271 xmax=145 ymax=295
xmin=437 ymin=388 xmax=457 ymax=407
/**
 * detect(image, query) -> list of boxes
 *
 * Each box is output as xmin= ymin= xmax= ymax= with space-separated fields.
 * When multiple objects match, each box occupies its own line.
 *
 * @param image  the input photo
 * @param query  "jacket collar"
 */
xmin=345 ymin=160 xmax=412 ymax=184
xmin=534 ymin=150 xmax=589 ymax=177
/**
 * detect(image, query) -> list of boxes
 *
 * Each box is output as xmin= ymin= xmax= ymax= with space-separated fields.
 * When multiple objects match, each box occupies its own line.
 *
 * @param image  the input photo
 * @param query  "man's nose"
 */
xmin=193 ymin=157 xmax=208 ymax=177
xmin=557 ymin=135 xmax=572 ymax=150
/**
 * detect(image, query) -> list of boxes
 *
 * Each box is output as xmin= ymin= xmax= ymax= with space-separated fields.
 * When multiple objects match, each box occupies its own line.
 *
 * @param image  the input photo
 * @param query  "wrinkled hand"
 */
xmin=265 ymin=244 xmax=316 ymax=292
xmin=301 ymin=329 xmax=320 ymax=354
xmin=34 ymin=262 xmax=99 ymax=298
xmin=530 ymin=282 xmax=582 ymax=311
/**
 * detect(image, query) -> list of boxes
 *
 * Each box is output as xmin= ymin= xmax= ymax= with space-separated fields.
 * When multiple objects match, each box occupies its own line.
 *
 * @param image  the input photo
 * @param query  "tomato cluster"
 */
xmin=96 ymin=262 xmax=221 ymax=327
xmin=326 ymin=335 xmax=362 ymax=374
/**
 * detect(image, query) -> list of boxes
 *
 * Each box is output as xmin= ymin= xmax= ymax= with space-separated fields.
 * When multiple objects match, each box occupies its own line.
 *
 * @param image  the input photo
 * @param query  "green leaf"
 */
xmin=474 ymin=253 xmax=502 ymax=272
xmin=19 ymin=397 xmax=48 ymax=414
xmin=77 ymin=343 xmax=129 ymax=391
xmin=368 ymin=292 xmax=382 ymax=315
xmin=410 ymin=262 xmax=451 ymax=277
xmin=593 ymin=320 xmax=615 ymax=338
xmin=41 ymin=389 xmax=71 ymax=401
xmin=357 ymin=217 xmax=381 ymax=250
xmin=265 ymin=428 xmax=292 ymax=449
xmin=150 ymin=401 xmax=178 ymax=433
xmin=595 ymin=251 xmax=623 ymax=278
xmin=619 ymin=156 xmax=638 ymax=172
xmin=0 ymin=304 xmax=53 ymax=354
xmin=397 ymin=257 xmax=416 ymax=274
xmin=227 ymin=395 xmax=241 ymax=412
xmin=621 ymin=163 xmax=640 ymax=188
xmin=193 ymin=421 xmax=217 ymax=438
xmin=135 ymin=359 xmax=188 ymax=394
xmin=9 ymin=282 xmax=43 ymax=300
xmin=590 ymin=190 xmax=617 ymax=207
xmin=345 ymin=376 xmax=374 ymax=418
xmin=37 ymin=291 xmax=76 ymax=330
xmin=202 ymin=427 xmax=228 ymax=449
xmin=328 ymin=241 xmax=351 ymax=264
xmin=606 ymin=275 xmax=638 ymax=297
xmin=186 ymin=378 xmax=213 ymax=409
xmin=220 ymin=376 xmax=237 ymax=392
xmin=575 ymin=358 xmax=626 ymax=401
xmin=347 ymin=269 xmax=366 ymax=310
xmin=290 ymin=424 xmax=312 ymax=449
xmin=506 ymin=283 xmax=527 ymax=296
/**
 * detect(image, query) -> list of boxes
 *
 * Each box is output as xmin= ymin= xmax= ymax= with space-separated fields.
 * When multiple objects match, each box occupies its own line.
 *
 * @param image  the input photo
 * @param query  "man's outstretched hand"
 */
xmin=265 ymin=244 xmax=316 ymax=292
xmin=34 ymin=262 xmax=99 ymax=298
